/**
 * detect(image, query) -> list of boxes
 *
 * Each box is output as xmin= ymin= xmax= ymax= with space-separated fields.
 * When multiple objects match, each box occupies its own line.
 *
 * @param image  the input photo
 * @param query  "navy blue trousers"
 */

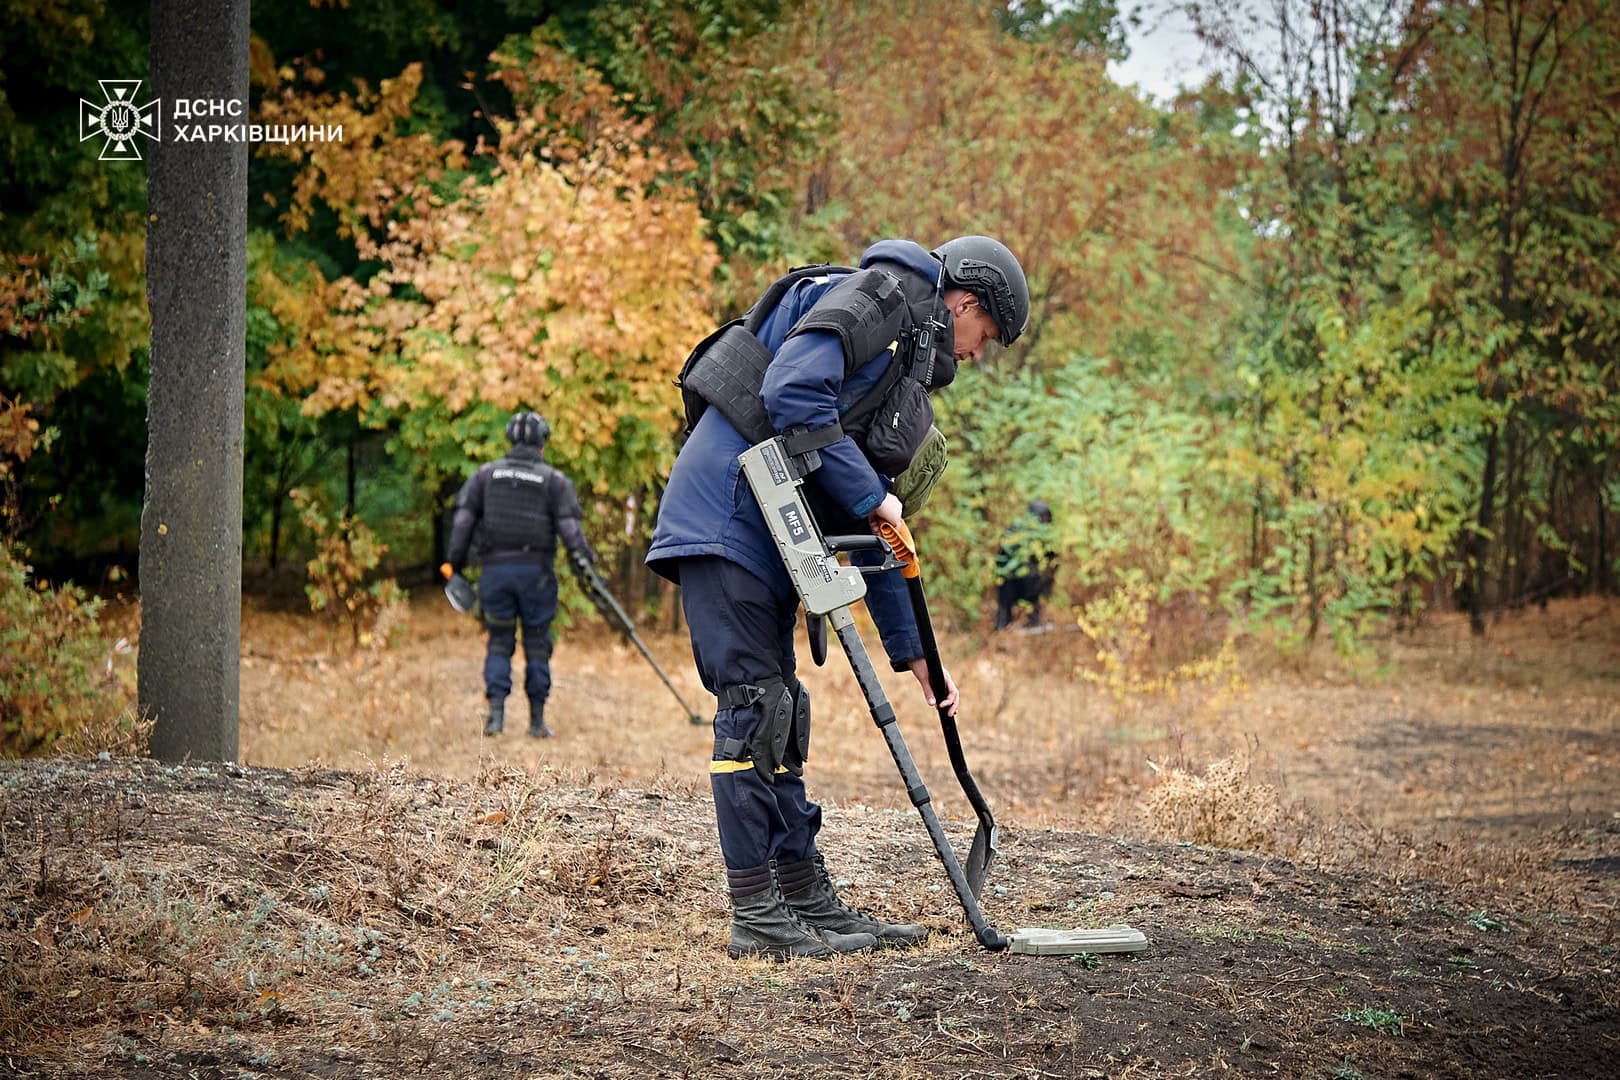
xmin=678 ymin=556 xmax=822 ymax=871
xmin=478 ymin=563 xmax=558 ymax=707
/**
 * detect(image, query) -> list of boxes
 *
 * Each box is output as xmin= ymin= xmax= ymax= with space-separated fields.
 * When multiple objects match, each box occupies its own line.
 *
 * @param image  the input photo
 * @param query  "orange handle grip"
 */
xmin=876 ymin=521 xmax=921 ymax=579
xmin=439 ymin=562 xmax=453 ymax=581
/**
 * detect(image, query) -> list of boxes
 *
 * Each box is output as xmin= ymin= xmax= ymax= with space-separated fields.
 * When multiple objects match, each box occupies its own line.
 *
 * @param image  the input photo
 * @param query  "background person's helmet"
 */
xmin=1029 ymin=499 xmax=1052 ymax=523
xmin=506 ymin=410 xmax=550 ymax=447
xmin=931 ymin=235 xmax=1030 ymax=346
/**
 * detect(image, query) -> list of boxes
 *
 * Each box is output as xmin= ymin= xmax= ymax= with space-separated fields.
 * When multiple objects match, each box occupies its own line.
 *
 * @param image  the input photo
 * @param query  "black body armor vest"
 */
xmin=482 ymin=455 xmax=557 ymax=558
xmin=676 ymin=260 xmax=948 ymax=477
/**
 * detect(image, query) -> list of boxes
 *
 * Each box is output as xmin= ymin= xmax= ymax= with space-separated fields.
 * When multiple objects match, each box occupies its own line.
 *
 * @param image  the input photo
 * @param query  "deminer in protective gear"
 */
xmin=446 ymin=411 xmax=598 ymax=739
xmin=648 ymin=235 xmax=1031 ymax=959
xmin=995 ymin=498 xmax=1057 ymax=630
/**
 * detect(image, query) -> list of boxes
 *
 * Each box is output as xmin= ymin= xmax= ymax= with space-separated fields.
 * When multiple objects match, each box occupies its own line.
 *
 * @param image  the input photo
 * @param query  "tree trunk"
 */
xmin=432 ymin=475 xmax=457 ymax=571
xmin=140 ymin=0 xmax=250 ymax=763
xmin=268 ymin=490 xmax=283 ymax=570
xmin=1598 ymin=459 xmax=1612 ymax=595
xmin=1539 ymin=454 xmax=1562 ymax=610
xmin=1464 ymin=424 xmax=1501 ymax=636
xmin=1502 ymin=418 xmax=1524 ymax=607
xmin=1305 ymin=530 xmax=1320 ymax=642
xmin=345 ymin=430 xmax=357 ymax=520
xmin=664 ymin=576 xmax=684 ymax=635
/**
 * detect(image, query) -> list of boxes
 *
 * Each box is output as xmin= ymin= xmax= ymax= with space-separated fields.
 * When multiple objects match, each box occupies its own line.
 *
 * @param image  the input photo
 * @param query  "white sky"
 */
xmin=1106 ymin=3 xmax=1220 ymax=103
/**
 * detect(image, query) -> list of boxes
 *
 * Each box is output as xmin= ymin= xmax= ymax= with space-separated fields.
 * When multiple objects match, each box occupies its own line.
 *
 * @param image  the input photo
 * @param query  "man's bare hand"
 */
xmin=868 ymin=492 xmax=904 ymax=536
xmin=908 ymin=657 xmax=959 ymax=717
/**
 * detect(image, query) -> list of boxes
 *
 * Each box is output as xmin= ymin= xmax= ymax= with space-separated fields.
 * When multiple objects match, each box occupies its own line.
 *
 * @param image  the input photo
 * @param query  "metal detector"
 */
xmin=568 ymin=554 xmax=709 ymax=726
xmin=740 ymin=436 xmax=1147 ymax=957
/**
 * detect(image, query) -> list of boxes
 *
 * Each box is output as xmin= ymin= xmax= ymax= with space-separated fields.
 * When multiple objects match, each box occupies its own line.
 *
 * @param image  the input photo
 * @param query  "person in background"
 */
xmin=994 ymin=499 xmax=1056 ymax=631
xmin=445 ymin=410 xmax=597 ymax=739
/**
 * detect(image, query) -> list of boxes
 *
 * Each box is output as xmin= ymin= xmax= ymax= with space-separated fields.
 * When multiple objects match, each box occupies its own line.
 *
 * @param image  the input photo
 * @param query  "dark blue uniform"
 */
xmin=447 ymin=444 xmax=594 ymax=715
xmin=648 ymin=240 xmax=940 ymax=871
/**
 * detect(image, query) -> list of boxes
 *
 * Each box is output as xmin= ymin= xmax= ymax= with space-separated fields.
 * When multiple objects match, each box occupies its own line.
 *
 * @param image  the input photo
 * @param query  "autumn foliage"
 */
xmin=1 ymin=0 xmax=1615 ymax=671
xmin=255 ymin=34 xmax=718 ymax=510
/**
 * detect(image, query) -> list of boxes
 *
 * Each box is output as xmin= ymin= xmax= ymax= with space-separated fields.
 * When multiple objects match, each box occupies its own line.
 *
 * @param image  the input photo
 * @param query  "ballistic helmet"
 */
xmin=1029 ymin=499 xmax=1052 ymax=523
xmin=931 ymin=235 xmax=1030 ymax=346
xmin=506 ymin=410 xmax=550 ymax=447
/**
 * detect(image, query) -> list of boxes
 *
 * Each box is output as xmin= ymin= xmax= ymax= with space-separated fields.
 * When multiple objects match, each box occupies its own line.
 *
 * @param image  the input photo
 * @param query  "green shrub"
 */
xmin=0 ymin=545 xmax=139 ymax=757
xmin=291 ymin=489 xmax=408 ymax=650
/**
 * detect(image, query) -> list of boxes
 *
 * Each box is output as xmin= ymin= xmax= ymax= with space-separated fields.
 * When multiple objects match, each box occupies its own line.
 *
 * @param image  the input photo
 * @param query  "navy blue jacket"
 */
xmin=647 ymin=240 xmax=941 ymax=669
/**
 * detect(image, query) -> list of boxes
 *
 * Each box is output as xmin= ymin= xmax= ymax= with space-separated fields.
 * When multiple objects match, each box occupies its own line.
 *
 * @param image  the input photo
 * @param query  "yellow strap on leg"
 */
xmin=709 ymin=760 xmax=787 ymax=775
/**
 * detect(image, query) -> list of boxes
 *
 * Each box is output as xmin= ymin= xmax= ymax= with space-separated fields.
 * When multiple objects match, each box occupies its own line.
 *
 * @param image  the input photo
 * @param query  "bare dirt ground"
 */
xmin=3 ymin=596 xmax=1617 ymax=1077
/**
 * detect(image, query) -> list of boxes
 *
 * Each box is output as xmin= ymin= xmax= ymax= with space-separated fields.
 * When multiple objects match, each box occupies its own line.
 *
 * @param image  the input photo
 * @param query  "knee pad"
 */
xmin=520 ymin=626 xmax=554 ymax=658
xmin=712 ymin=677 xmax=795 ymax=785
xmin=785 ymin=678 xmax=810 ymax=772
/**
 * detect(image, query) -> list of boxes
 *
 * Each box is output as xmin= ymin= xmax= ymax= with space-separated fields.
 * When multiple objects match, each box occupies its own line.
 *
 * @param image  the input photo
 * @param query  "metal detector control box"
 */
xmin=739 ymin=438 xmax=868 ymax=616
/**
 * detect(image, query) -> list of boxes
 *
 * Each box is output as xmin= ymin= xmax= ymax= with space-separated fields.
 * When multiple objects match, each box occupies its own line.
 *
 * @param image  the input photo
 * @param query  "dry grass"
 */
xmin=225 ymin=592 xmax=1619 ymax=901
xmin=3 ymin=748 xmax=1614 ymax=1078
xmin=2 ymin=593 xmax=1613 ymax=1076
xmin=0 ymin=757 xmax=743 ymax=1070
xmin=1142 ymin=753 xmax=1284 ymax=852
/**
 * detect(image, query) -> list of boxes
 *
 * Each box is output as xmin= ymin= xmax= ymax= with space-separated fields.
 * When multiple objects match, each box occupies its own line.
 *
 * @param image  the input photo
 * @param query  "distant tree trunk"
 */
xmin=1464 ymin=424 xmax=1501 ymax=635
xmin=140 ymin=0 xmax=250 ymax=763
xmin=1540 ymin=455 xmax=1563 ymax=610
xmin=268 ymin=489 xmax=284 ymax=570
xmin=1305 ymin=530 xmax=1320 ymax=642
xmin=345 ymin=430 xmax=357 ymax=519
xmin=624 ymin=486 xmax=649 ymax=620
xmin=1597 ymin=460 xmax=1612 ymax=595
xmin=1503 ymin=419 xmax=1524 ymax=607
xmin=432 ymin=475 xmax=457 ymax=570
xmin=664 ymin=577 xmax=684 ymax=635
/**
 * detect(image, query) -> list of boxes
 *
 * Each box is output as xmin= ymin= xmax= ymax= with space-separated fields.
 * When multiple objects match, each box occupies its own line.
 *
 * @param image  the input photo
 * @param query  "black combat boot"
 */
xmin=484 ymin=700 xmax=505 ymax=737
xmin=726 ymin=864 xmax=877 ymax=960
xmin=526 ymin=700 xmax=553 ymax=739
xmin=778 ymin=854 xmax=929 ymax=948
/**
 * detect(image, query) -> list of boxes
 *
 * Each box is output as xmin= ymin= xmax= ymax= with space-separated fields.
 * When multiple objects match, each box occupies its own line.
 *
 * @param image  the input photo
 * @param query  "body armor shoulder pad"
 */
xmin=785 ymin=268 xmax=911 ymax=373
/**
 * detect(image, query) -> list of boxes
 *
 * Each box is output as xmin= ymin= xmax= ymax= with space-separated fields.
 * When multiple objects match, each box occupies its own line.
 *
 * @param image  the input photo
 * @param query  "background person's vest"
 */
xmin=482 ymin=455 xmax=557 ymax=557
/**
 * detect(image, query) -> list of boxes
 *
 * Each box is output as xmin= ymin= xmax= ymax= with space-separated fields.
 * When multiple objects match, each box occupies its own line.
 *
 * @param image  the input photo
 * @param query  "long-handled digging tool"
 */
xmin=568 ymin=554 xmax=709 ymax=727
xmin=875 ymin=519 xmax=999 ymax=899
xmin=740 ymin=436 xmax=1147 ymax=956
xmin=439 ymin=563 xmax=478 ymax=615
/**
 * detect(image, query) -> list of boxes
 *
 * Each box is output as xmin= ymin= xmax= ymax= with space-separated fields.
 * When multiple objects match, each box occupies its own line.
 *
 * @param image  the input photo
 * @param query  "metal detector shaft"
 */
xmin=574 ymin=559 xmax=707 ymax=725
xmin=828 ymin=606 xmax=1008 ymax=950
